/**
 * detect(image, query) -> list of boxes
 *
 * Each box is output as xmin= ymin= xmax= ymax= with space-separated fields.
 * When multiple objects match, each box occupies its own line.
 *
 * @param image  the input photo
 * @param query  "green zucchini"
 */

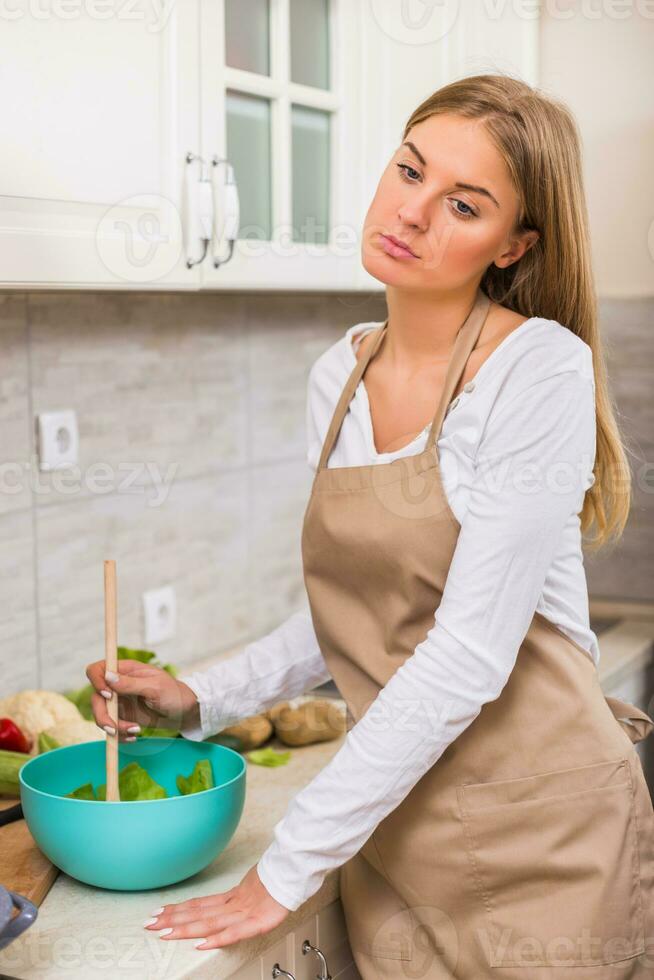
xmin=0 ymin=747 xmax=30 ymax=796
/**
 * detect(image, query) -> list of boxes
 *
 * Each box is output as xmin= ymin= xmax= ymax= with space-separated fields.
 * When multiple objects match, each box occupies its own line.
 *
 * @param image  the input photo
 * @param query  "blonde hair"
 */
xmin=402 ymin=73 xmax=630 ymax=552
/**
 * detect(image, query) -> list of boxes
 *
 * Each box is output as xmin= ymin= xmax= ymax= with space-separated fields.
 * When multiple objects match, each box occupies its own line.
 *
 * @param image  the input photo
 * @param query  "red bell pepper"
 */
xmin=0 ymin=717 xmax=33 ymax=754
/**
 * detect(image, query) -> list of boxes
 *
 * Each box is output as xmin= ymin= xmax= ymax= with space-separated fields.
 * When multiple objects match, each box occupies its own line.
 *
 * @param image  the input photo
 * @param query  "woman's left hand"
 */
xmin=144 ymin=864 xmax=291 ymax=949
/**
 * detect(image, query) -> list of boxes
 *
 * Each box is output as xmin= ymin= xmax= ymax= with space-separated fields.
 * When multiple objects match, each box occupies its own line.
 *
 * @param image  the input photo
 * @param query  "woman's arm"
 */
xmin=254 ymin=367 xmax=597 ymax=911
xmin=178 ymin=609 xmax=331 ymax=740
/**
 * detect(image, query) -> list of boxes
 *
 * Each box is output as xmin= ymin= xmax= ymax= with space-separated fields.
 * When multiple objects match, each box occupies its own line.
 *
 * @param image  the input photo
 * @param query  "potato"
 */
xmin=269 ymin=699 xmax=346 ymax=746
xmin=219 ymin=713 xmax=273 ymax=751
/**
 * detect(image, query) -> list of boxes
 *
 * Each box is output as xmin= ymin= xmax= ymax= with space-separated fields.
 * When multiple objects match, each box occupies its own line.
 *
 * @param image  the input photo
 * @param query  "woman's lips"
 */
xmin=378 ymin=234 xmax=419 ymax=260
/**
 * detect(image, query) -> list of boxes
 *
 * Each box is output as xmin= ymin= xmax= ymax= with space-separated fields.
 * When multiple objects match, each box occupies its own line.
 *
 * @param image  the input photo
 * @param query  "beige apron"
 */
xmin=301 ymin=288 xmax=654 ymax=978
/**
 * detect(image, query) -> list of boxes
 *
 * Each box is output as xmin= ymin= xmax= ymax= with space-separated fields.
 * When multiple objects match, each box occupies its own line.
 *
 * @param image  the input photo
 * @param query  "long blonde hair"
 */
xmin=402 ymin=73 xmax=630 ymax=551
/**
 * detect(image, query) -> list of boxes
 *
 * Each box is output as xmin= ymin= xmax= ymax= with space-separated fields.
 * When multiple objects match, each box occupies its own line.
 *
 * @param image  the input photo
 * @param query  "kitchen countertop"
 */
xmin=0 ymin=703 xmax=349 ymax=980
xmin=593 ymin=616 xmax=654 ymax=691
xmin=1 ymin=615 xmax=652 ymax=979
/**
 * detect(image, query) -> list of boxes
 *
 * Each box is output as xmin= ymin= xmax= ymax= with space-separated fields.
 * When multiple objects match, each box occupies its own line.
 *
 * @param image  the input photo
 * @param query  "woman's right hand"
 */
xmin=86 ymin=659 xmax=200 ymax=742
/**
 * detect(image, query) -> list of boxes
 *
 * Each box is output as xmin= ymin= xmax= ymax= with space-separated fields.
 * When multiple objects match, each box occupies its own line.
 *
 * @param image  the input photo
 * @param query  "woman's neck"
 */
xmin=383 ymin=284 xmax=483 ymax=372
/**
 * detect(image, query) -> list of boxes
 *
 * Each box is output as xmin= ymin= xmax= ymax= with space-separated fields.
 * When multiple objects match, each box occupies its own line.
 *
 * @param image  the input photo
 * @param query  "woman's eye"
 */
xmin=451 ymin=199 xmax=477 ymax=219
xmin=396 ymin=163 xmax=420 ymax=182
xmin=396 ymin=164 xmax=477 ymax=219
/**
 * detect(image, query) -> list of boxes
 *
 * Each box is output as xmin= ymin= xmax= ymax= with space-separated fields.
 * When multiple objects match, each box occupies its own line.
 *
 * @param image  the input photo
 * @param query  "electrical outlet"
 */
xmin=37 ymin=410 xmax=79 ymax=470
xmin=143 ymin=586 xmax=176 ymax=645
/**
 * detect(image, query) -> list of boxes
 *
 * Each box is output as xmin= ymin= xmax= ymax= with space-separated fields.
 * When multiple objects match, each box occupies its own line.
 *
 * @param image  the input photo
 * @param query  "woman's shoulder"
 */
xmin=308 ymin=320 xmax=383 ymax=392
xmin=306 ymin=312 xmax=595 ymax=403
xmin=494 ymin=315 xmax=595 ymax=393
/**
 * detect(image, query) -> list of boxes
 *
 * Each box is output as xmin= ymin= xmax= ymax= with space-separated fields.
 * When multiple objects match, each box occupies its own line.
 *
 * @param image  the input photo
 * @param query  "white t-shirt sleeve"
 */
xmin=177 ymin=610 xmax=332 ymax=740
xmin=256 ymin=367 xmax=596 ymax=911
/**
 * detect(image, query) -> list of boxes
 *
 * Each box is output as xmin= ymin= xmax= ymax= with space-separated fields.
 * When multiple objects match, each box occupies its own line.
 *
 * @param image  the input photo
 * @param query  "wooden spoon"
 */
xmin=104 ymin=559 xmax=120 ymax=802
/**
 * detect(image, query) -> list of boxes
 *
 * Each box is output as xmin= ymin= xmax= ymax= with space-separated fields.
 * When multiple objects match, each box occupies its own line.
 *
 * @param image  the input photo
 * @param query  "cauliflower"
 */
xmin=0 ymin=690 xmax=85 ymax=756
xmin=41 ymin=718 xmax=107 ymax=749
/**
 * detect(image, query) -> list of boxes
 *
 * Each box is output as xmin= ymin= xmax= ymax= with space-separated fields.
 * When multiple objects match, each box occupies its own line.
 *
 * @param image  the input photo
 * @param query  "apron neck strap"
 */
xmin=426 ymin=288 xmax=491 ymax=451
xmin=316 ymin=319 xmax=388 ymax=472
xmin=316 ymin=288 xmax=492 ymax=472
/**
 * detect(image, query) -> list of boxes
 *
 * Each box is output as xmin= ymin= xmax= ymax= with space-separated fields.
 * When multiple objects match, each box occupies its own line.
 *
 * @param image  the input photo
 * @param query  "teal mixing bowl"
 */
xmin=18 ymin=738 xmax=246 ymax=891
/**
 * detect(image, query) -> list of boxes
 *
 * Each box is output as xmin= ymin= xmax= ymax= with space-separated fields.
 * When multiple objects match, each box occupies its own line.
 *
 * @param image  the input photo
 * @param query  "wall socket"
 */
xmin=143 ymin=585 xmax=176 ymax=645
xmin=37 ymin=409 xmax=79 ymax=470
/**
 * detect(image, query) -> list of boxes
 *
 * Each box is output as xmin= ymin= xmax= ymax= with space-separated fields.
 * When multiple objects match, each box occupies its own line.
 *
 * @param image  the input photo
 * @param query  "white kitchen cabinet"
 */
xmin=197 ymin=0 xmax=364 ymax=291
xmin=199 ymin=0 xmax=539 ymax=293
xmin=0 ymin=0 xmax=202 ymax=289
xmin=356 ymin=0 xmax=539 ymax=291
xmin=0 ymin=0 xmax=538 ymax=292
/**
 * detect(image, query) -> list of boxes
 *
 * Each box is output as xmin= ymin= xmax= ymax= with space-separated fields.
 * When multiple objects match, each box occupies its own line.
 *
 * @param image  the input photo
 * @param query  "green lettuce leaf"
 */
xmin=96 ymin=761 xmax=167 ymax=800
xmin=66 ymin=761 xmax=167 ymax=801
xmin=65 ymin=781 xmax=97 ymax=800
xmin=38 ymin=731 xmax=62 ymax=754
xmin=176 ymin=759 xmax=214 ymax=796
xmin=246 ymin=747 xmax=291 ymax=767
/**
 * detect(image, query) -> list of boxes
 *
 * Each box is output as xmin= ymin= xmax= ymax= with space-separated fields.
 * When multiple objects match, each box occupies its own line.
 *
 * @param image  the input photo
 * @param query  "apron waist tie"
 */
xmin=605 ymin=694 xmax=654 ymax=744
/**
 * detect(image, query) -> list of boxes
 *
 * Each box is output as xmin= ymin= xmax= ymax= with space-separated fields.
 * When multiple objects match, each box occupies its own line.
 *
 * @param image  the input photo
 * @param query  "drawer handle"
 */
xmin=271 ymin=965 xmax=295 ymax=979
xmin=302 ymin=939 xmax=332 ymax=980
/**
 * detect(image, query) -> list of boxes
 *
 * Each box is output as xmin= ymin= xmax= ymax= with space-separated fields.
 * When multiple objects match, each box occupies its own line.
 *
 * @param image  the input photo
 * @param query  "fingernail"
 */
xmin=159 ymin=927 xmax=173 ymax=937
xmin=144 ymin=917 xmax=159 ymax=927
xmin=151 ymin=907 xmax=164 ymax=916
xmin=103 ymin=725 xmax=116 ymax=736
xmin=127 ymin=725 xmax=141 ymax=733
xmin=100 ymin=690 xmax=112 ymax=699
xmin=105 ymin=670 xmax=120 ymax=684
xmin=126 ymin=736 xmax=137 ymax=742
xmin=196 ymin=940 xmax=209 ymax=948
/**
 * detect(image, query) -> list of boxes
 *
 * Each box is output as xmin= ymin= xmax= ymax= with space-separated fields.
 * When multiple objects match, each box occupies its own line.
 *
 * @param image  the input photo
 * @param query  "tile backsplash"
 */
xmin=0 ymin=290 xmax=651 ymax=697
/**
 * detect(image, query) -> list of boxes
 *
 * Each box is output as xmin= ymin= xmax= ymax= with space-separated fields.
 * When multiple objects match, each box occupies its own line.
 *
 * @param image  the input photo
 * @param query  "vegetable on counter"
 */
xmin=246 ymin=747 xmax=291 ymax=767
xmin=0 ymin=717 xmax=33 ymax=754
xmin=266 ymin=698 xmax=346 ymax=747
xmin=0 ymin=690 xmax=84 ymax=757
xmin=216 ymin=714 xmax=273 ymax=752
xmin=0 ymin=747 xmax=31 ymax=796
xmin=38 ymin=731 xmax=62 ymax=754
xmin=38 ymin=718 xmax=107 ymax=752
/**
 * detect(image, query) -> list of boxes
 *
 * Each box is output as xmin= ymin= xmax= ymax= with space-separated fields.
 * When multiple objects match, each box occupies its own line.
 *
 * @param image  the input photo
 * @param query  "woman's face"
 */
xmin=361 ymin=112 xmax=537 ymax=290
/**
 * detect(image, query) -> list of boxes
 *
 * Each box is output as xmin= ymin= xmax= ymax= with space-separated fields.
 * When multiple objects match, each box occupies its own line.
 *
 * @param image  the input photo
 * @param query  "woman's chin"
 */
xmin=361 ymin=249 xmax=417 ymax=286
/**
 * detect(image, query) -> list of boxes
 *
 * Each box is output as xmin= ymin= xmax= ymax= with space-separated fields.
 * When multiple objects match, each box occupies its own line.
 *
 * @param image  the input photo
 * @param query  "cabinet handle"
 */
xmin=302 ymin=938 xmax=332 ymax=979
xmin=271 ymin=965 xmax=295 ymax=979
xmin=210 ymin=155 xmax=239 ymax=269
xmin=184 ymin=151 xmax=213 ymax=269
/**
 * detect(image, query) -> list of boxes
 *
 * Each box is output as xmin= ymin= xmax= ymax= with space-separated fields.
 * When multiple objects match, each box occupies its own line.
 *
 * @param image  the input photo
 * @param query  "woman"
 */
xmin=87 ymin=74 xmax=654 ymax=977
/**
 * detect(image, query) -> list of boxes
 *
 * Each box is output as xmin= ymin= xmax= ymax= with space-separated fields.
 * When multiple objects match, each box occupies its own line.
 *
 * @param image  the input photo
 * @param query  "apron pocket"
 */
xmin=456 ymin=756 xmax=645 ymax=969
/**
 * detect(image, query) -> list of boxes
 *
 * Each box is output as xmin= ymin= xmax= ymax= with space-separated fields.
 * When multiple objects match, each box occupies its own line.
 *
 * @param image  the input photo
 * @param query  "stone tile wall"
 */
xmin=0 ymin=291 xmax=650 ymax=696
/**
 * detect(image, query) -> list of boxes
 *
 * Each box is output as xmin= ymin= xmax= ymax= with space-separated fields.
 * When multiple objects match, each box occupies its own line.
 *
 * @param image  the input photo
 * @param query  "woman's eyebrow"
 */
xmin=400 ymin=141 xmax=501 ymax=209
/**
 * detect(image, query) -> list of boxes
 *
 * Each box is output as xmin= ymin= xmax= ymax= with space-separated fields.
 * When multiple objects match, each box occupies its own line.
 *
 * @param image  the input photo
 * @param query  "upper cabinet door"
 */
xmin=198 ymin=0 xmax=363 ymax=291
xmin=0 ymin=1 xmax=201 ymax=290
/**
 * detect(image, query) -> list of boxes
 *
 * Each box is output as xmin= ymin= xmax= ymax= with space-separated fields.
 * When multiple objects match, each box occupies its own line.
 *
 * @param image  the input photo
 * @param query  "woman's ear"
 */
xmin=494 ymin=229 xmax=540 ymax=269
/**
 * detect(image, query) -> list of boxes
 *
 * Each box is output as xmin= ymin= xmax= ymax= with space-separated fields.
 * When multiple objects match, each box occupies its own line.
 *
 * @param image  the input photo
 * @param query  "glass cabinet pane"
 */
xmin=225 ymin=0 xmax=270 ymax=76
xmin=291 ymin=105 xmax=330 ymax=244
xmin=226 ymin=90 xmax=272 ymax=241
xmin=290 ymin=0 xmax=330 ymax=90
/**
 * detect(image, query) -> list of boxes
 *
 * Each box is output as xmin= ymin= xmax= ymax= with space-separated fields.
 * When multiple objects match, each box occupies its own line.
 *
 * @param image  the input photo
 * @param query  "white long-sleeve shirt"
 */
xmin=179 ymin=314 xmax=598 ymax=911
